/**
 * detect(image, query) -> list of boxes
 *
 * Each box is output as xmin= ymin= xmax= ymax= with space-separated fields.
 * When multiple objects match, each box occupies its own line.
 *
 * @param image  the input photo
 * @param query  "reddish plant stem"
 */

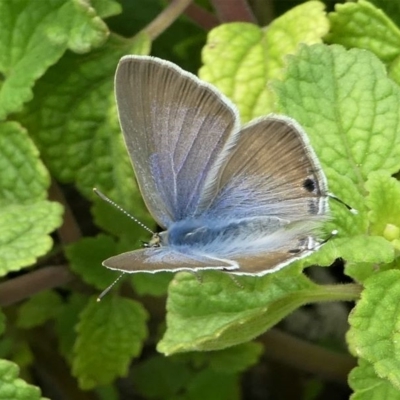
xmin=211 ymin=0 xmax=256 ymax=23
xmin=0 ymin=266 xmax=73 ymax=307
xmin=49 ymin=179 xmax=82 ymax=245
xmin=183 ymin=3 xmax=219 ymax=30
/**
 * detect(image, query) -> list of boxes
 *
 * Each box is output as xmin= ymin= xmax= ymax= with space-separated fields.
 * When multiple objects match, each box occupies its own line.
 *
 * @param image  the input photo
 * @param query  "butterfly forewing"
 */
xmin=115 ymin=56 xmax=240 ymax=228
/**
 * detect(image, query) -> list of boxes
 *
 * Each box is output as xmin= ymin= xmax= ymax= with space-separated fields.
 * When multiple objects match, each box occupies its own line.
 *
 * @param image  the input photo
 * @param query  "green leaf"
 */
xmin=200 ymin=1 xmax=329 ymax=122
xmin=349 ymin=358 xmax=400 ymax=399
xmin=91 ymin=0 xmax=122 ymax=19
xmin=347 ymin=270 xmax=400 ymax=390
xmin=19 ymin=31 xmax=154 ymax=240
xmin=95 ymin=384 xmax=119 ymax=400
xmin=0 ymin=121 xmax=49 ymax=203
xmin=275 ymin=44 xmax=400 ymax=191
xmin=130 ymin=272 xmax=172 ymax=297
xmin=54 ymin=293 xmax=88 ymax=364
xmin=365 ymin=172 xmax=400 ymax=237
xmin=16 ymin=291 xmax=63 ymax=329
xmin=185 ymin=369 xmax=239 ymax=400
xmin=72 ymin=296 xmax=148 ymax=389
xmin=11 ymin=340 xmax=34 ymax=370
xmin=314 ymin=235 xmax=394 ymax=267
xmin=133 ymin=355 xmax=193 ymax=399
xmin=66 ymin=234 xmax=120 ymax=290
xmin=201 ymin=342 xmax=263 ymax=374
xmin=133 ymin=352 xmax=243 ymax=400
xmin=369 ymin=0 xmax=400 ymax=27
xmin=0 ymin=122 xmax=63 ymax=276
xmin=0 ymin=201 xmax=63 ymax=276
xmin=326 ymin=0 xmax=400 ymax=63
xmin=20 ymin=33 xmax=150 ymax=197
xmin=158 ymin=270 xmax=357 ymax=355
xmin=0 ymin=0 xmax=110 ymax=119
xmin=0 ymin=359 xmax=48 ymax=400
xmin=274 ymin=43 xmax=400 ymax=267
xmin=323 ymin=169 xmax=367 ymax=236
xmin=337 ymin=172 xmax=400 ymax=281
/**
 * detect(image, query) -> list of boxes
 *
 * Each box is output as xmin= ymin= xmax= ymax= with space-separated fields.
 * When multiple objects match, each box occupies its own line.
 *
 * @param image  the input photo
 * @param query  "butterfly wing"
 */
xmin=115 ymin=56 xmax=240 ymax=228
xmin=191 ymin=115 xmax=329 ymax=274
xmin=198 ymin=115 xmax=329 ymax=221
xmin=229 ymin=222 xmax=321 ymax=275
xmin=103 ymin=248 xmax=238 ymax=273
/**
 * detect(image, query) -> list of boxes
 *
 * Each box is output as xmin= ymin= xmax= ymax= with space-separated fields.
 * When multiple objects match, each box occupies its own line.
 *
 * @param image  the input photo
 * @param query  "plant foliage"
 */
xmin=1 ymin=0 xmax=400 ymax=399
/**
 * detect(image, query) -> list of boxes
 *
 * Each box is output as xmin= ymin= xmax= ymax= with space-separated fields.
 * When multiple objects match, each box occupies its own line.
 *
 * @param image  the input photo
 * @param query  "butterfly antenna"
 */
xmin=93 ymin=188 xmax=155 ymax=234
xmin=97 ymin=273 xmax=125 ymax=301
xmin=328 ymin=193 xmax=358 ymax=215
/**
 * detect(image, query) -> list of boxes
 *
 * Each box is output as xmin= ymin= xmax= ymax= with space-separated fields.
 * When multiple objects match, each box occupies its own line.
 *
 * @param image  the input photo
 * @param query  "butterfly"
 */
xmin=102 ymin=55 xmax=329 ymax=276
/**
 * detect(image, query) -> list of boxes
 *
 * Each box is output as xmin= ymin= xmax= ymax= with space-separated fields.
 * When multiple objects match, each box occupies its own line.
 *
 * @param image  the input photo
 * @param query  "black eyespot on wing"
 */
xmin=303 ymin=178 xmax=316 ymax=192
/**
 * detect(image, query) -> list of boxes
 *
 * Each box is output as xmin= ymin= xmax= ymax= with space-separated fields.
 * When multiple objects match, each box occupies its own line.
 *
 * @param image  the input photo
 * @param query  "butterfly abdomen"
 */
xmin=167 ymin=217 xmax=296 ymax=257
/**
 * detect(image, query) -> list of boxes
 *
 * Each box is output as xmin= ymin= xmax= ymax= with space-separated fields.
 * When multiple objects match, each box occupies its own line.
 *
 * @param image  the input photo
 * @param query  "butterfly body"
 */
xmin=103 ymin=56 xmax=329 ymax=276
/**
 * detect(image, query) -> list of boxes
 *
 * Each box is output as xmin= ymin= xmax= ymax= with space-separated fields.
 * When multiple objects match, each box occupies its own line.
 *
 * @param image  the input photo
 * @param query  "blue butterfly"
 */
xmin=103 ymin=56 xmax=329 ymax=276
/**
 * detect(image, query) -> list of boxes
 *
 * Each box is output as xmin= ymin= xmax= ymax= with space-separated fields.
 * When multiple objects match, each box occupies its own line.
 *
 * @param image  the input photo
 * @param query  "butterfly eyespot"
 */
xmin=303 ymin=178 xmax=316 ymax=192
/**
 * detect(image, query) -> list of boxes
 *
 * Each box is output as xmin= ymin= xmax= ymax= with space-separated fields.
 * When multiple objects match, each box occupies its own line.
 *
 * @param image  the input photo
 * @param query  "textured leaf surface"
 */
xmin=0 ymin=0 xmax=109 ymax=119
xmin=314 ymin=235 xmax=394 ymax=267
xmin=349 ymin=358 xmax=400 ymax=400
xmin=369 ymin=0 xmax=400 ymax=27
xmin=19 ymin=32 xmax=153 ymax=239
xmin=0 ymin=202 xmax=63 ymax=276
xmin=347 ymin=270 xmax=400 ymax=390
xmin=158 ymin=270 xmax=355 ymax=354
xmin=200 ymin=1 xmax=329 ymax=122
xmin=21 ymin=33 xmax=149 ymax=197
xmin=0 ymin=122 xmax=63 ymax=276
xmin=365 ymin=172 xmax=400 ymax=238
xmin=276 ymin=44 xmax=400 ymax=188
xmin=274 ymin=44 xmax=400 ymax=271
xmin=73 ymin=296 xmax=148 ymax=389
xmin=0 ymin=359 xmax=48 ymax=400
xmin=326 ymin=0 xmax=400 ymax=63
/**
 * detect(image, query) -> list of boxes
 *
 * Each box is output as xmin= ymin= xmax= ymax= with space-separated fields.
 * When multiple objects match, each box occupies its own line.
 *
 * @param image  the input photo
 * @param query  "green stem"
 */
xmin=302 ymin=283 xmax=363 ymax=304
